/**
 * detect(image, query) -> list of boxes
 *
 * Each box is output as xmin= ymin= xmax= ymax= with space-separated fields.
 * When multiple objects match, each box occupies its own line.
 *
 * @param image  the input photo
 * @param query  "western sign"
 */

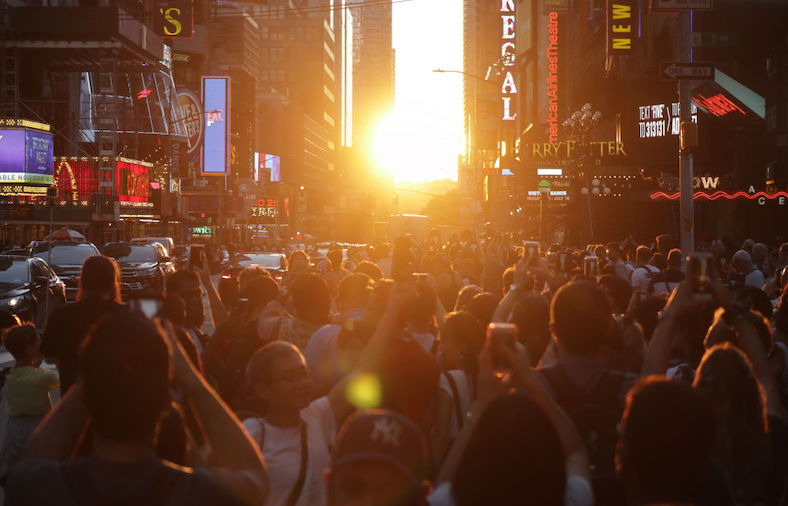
xmin=606 ymin=0 xmax=634 ymax=56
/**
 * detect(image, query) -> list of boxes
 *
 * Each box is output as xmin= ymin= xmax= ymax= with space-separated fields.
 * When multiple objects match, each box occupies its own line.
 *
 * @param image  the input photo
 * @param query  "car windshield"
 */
xmin=233 ymin=254 xmax=282 ymax=269
xmin=33 ymin=244 xmax=97 ymax=266
xmin=0 ymin=258 xmax=29 ymax=286
xmin=102 ymin=244 xmax=156 ymax=263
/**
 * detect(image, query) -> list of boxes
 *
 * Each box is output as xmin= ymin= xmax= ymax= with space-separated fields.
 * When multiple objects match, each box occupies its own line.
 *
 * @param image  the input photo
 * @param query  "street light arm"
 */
xmin=432 ymin=68 xmax=491 ymax=83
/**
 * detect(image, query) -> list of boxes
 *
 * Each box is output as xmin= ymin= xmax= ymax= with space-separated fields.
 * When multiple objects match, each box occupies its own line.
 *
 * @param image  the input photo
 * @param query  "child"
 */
xmin=0 ymin=323 xmax=59 ymax=483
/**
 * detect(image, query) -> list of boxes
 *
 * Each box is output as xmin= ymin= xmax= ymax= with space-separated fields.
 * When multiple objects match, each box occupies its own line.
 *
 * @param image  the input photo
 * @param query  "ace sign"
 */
xmin=154 ymin=0 xmax=193 ymax=38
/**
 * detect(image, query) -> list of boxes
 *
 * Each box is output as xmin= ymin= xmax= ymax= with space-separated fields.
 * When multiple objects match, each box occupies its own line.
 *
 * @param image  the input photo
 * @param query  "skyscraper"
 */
xmin=350 ymin=0 xmax=394 ymax=150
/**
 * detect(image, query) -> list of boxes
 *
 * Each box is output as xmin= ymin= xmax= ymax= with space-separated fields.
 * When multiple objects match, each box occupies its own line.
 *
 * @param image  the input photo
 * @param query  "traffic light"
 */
xmin=297 ymin=185 xmax=307 ymax=214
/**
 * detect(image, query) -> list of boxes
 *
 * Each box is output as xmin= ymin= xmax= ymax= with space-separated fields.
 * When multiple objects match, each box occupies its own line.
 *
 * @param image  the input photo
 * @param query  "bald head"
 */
xmin=732 ymin=250 xmax=753 ymax=273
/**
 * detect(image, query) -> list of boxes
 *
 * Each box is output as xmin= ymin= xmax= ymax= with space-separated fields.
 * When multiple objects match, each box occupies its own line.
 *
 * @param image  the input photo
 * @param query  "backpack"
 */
xmin=541 ymin=366 xmax=627 ymax=505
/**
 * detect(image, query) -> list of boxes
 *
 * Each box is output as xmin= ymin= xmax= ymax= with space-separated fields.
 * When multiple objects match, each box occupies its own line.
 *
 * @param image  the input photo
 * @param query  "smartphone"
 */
xmin=127 ymin=298 xmax=163 ymax=319
xmin=391 ymin=235 xmax=414 ymax=282
xmin=486 ymin=323 xmax=518 ymax=379
xmin=688 ymin=251 xmax=714 ymax=295
xmin=523 ymin=241 xmax=540 ymax=259
xmin=584 ymin=256 xmax=599 ymax=277
xmin=189 ymin=244 xmax=205 ymax=270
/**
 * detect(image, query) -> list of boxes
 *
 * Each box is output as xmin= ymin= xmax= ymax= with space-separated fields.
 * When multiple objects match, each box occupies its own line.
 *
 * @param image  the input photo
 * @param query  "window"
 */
xmin=261 ymin=47 xmax=269 ymax=60
xmin=289 ymin=27 xmax=295 ymax=40
xmin=261 ymin=69 xmax=269 ymax=81
xmin=278 ymin=69 xmax=285 ymax=82
xmin=297 ymin=27 xmax=304 ymax=40
xmin=288 ymin=70 xmax=296 ymax=81
xmin=262 ymin=26 xmax=269 ymax=40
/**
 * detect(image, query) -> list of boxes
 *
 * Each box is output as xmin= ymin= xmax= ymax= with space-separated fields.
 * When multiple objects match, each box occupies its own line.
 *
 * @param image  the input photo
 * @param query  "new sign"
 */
xmin=201 ymin=76 xmax=230 ymax=175
xmin=606 ymin=0 xmax=635 ymax=56
xmin=0 ymin=127 xmax=54 ymax=185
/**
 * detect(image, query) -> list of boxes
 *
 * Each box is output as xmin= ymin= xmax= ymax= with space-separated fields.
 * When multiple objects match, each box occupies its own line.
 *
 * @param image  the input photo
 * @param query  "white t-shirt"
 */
xmin=438 ymin=370 xmax=473 ymax=440
xmin=630 ymin=265 xmax=660 ymax=293
xmin=427 ymin=475 xmax=594 ymax=506
xmin=744 ymin=268 xmax=766 ymax=289
xmin=242 ymin=397 xmax=336 ymax=506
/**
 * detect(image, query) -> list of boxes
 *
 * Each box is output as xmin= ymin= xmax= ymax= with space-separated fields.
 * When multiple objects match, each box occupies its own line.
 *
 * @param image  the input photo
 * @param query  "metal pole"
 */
xmin=585 ymin=170 xmax=595 ymax=242
xmin=678 ymin=10 xmax=694 ymax=254
xmin=539 ymin=195 xmax=544 ymax=242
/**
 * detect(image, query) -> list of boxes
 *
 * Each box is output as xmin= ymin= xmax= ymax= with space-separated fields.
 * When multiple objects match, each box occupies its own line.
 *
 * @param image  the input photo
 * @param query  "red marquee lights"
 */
xmin=650 ymin=190 xmax=788 ymax=201
xmin=693 ymin=93 xmax=746 ymax=118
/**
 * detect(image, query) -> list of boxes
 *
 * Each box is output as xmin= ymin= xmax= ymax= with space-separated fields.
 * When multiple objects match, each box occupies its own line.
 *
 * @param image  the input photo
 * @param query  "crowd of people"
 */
xmin=0 ymin=230 xmax=787 ymax=505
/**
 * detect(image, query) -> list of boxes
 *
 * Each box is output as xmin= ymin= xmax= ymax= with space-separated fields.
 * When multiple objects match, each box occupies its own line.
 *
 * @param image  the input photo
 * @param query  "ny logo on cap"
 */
xmin=370 ymin=418 xmax=401 ymax=447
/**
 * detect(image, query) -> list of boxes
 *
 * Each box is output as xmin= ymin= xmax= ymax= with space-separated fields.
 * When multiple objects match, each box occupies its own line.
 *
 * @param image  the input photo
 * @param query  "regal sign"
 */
xmin=500 ymin=0 xmax=517 ymax=121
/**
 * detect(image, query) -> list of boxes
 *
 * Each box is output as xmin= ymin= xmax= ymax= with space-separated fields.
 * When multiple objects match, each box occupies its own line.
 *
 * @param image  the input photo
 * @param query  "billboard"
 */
xmin=254 ymin=153 xmax=281 ymax=182
xmin=53 ymin=157 xmax=151 ymax=203
xmin=201 ymin=76 xmax=230 ymax=175
xmin=0 ymin=128 xmax=54 ymax=184
xmin=178 ymin=87 xmax=204 ymax=156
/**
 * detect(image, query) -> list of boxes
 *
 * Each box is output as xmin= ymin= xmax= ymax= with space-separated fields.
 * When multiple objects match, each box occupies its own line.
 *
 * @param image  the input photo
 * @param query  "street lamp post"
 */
xmin=563 ymin=103 xmax=602 ymax=243
xmin=538 ymin=183 xmax=550 ymax=243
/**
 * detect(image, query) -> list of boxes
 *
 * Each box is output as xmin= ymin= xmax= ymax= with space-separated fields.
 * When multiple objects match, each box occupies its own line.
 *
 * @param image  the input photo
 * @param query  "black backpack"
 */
xmin=540 ymin=366 xmax=627 ymax=505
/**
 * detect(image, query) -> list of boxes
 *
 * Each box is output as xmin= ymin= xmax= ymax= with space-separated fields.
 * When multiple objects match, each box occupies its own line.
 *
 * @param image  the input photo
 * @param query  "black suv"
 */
xmin=101 ymin=242 xmax=175 ymax=297
xmin=29 ymin=240 xmax=101 ymax=301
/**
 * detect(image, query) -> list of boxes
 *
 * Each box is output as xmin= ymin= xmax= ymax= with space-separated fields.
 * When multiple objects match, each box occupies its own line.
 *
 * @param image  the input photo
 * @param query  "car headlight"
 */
xmin=5 ymin=297 xmax=21 ymax=307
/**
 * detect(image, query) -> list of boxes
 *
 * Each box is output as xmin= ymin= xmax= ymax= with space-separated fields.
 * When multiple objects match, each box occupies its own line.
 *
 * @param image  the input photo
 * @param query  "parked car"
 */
xmin=101 ymin=242 xmax=175 ymax=298
xmin=224 ymin=252 xmax=287 ymax=283
xmin=130 ymin=237 xmax=175 ymax=256
xmin=29 ymin=240 xmax=100 ymax=301
xmin=0 ymin=255 xmax=66 ymax=327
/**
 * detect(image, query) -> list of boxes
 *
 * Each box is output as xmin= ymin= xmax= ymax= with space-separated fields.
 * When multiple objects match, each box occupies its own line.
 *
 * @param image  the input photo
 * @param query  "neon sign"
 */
xmin=650 ymin=190 xmax=788 ymax=206
xmin=547 ymin=11 xmax=559 ymax=142
xmin=500 ymin=0 xmax=517 ymax=121
xmin=692 ymin=93 xmax=746 ymax=118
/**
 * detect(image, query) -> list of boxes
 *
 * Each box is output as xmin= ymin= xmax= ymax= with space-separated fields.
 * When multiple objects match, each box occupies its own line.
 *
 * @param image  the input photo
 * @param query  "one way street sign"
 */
xmin=660 ymin=62 xmax=715 ymax=80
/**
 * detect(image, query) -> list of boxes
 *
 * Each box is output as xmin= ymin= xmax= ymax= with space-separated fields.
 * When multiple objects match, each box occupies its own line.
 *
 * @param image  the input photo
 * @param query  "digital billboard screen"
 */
xmin=0 ymin=128 xmax=54 ymax=184
xmin=201 ymin=76 xmax=230 ymax=175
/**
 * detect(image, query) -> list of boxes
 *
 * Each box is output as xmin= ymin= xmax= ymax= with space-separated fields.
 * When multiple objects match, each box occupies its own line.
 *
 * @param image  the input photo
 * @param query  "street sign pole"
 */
xmin=679 ymin=11 xmax=694 ymax=254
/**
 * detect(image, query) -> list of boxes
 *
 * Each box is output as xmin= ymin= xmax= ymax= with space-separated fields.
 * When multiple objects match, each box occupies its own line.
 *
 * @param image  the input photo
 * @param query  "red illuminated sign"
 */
xmin=52 ymin=157 xmax=151 ymax=203
xmin=650 ymin=190 xmax=788 ymax=205
xmin=250 ymin=197 xmax=280 ymax=223
xmin=692 ymin=93 xmax=746 ymax=118
xmin=117 ymin=161 xmax=150 ymax=202
xmin=137 ymin=88 xmax=153 ymax=100
xmin=546 ymin=11 xmax=559 ymax=143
